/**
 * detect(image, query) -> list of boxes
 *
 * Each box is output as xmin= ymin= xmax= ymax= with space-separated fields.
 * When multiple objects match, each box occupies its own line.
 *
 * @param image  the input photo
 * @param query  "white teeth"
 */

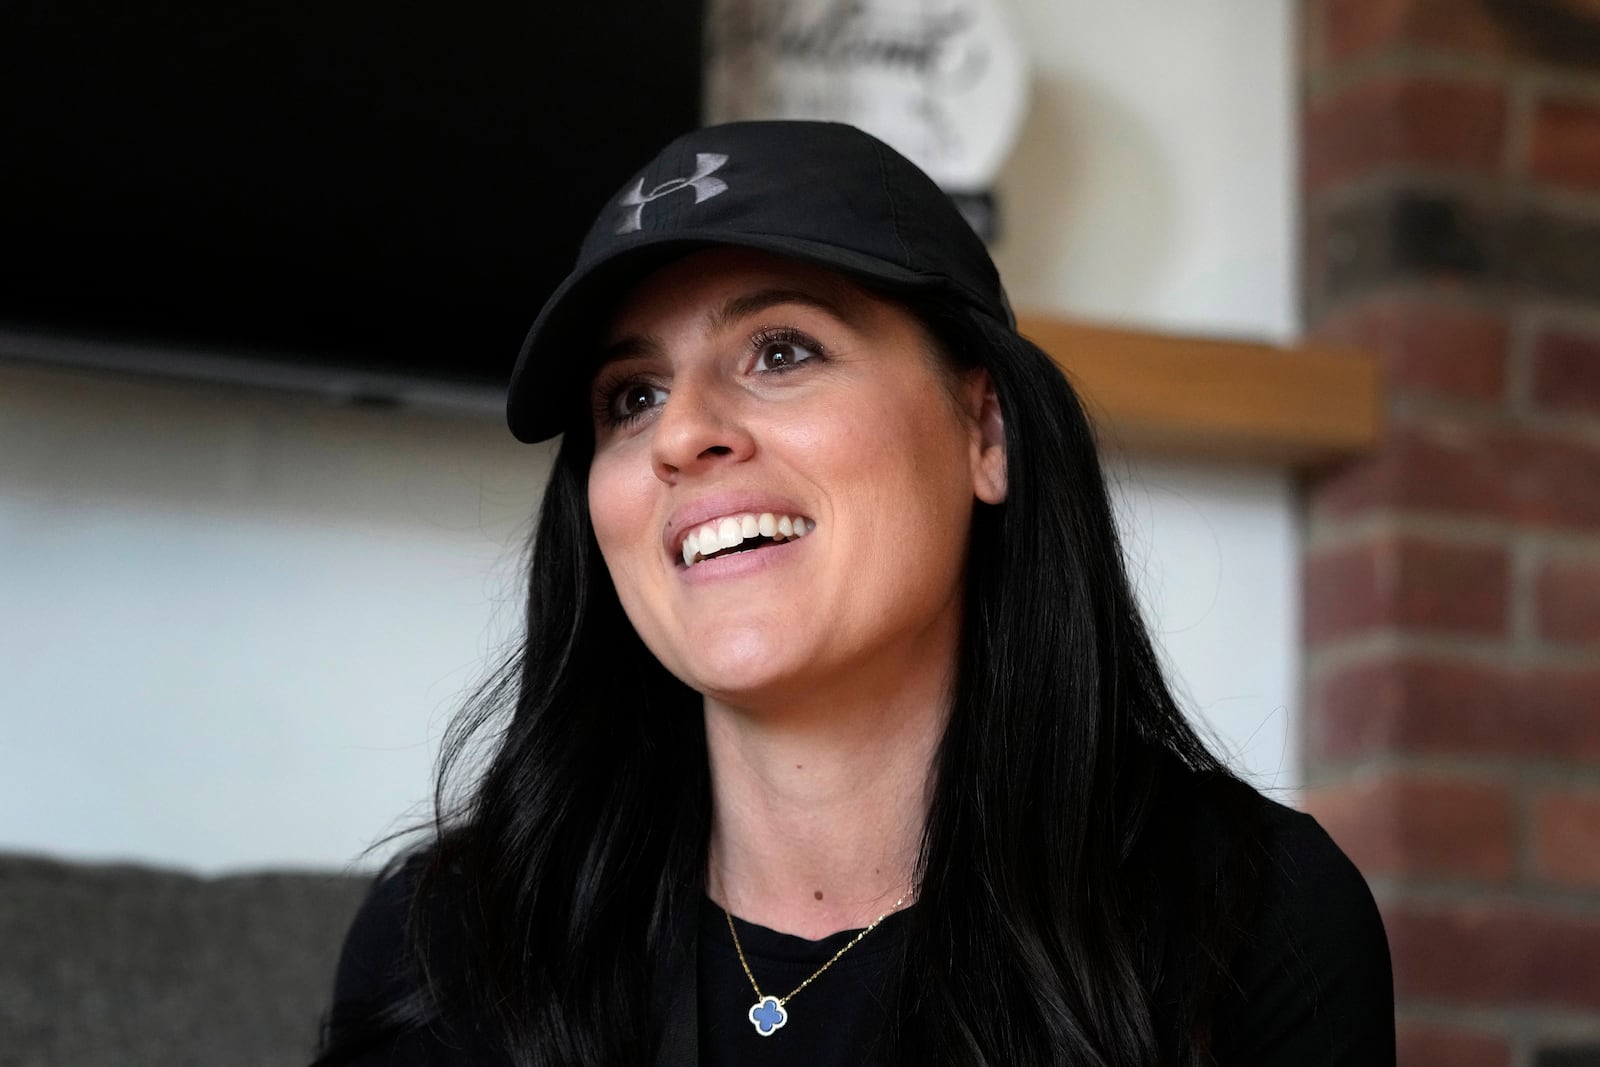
xmin=680 ymin=512 xmax=814 ymax=565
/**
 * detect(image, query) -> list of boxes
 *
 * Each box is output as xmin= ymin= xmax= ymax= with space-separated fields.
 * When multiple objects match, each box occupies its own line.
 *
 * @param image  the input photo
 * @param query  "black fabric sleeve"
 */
xmin=318 ymin=858 xmax=490 ymax=1067
xmin=327 ymin=863 xmax=418 ymax=1033
xmin=1211 ymin=805 xmax=1395 ymax=1066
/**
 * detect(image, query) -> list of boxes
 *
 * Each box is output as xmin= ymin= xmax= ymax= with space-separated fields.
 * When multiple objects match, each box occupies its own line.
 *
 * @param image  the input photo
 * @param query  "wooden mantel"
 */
xmin=1017 ymin=313 xmax=1383 ymax=470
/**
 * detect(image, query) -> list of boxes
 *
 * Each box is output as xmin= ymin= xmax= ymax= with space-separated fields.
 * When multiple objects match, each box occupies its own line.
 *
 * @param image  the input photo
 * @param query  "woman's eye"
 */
xmin=754 ymin=335 xmax=820 ymax=372
xmin=607 ymin=381 xmax=668 ymax=424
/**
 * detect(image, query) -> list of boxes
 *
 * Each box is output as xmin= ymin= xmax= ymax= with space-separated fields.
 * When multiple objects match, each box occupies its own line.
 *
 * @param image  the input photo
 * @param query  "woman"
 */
xmin=317 ymin=121 xmax=1394 ymax=1066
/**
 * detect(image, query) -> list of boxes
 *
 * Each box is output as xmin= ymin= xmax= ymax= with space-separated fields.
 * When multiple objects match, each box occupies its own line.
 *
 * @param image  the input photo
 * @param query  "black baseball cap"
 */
xmin=506 ymin=120 xmax=1014 ymax=443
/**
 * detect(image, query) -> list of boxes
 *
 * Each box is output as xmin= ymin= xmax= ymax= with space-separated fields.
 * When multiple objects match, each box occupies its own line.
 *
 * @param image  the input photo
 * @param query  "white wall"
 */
xmin=0 ymin=365 xmax=551 ymax=872
xmin=0 ymin=0 xmax=1298 ymax=874
xmin=993 ymin=0 xmax=1297 ymax=342
xmin=995 ymin=0 xmax=1301 ymax=794
xmin=1111 ymin=458 xmax=1300 ymax=797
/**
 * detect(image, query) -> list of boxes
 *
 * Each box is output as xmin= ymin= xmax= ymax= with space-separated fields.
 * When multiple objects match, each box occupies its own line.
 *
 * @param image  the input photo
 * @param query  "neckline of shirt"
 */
xmin=698 ymin=895 xmax=914 ymax=966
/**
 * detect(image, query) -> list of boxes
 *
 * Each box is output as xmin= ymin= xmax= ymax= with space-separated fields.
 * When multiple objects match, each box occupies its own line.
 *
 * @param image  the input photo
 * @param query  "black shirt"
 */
xmin=698 ymin=899 xmax=905 ymax=1066
xmin=324 ymin=797 xmax=1395 ymax=1065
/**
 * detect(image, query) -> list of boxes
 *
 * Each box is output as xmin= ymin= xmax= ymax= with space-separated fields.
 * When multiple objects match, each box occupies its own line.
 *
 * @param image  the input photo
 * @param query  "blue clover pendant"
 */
xmin=748 ymin=995 xmax=788 ymax=1036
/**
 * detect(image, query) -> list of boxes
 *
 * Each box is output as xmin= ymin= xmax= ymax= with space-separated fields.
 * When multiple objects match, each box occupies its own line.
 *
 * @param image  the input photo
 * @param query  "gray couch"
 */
xmin=0 ymin=854 xmax=370 ymax=1067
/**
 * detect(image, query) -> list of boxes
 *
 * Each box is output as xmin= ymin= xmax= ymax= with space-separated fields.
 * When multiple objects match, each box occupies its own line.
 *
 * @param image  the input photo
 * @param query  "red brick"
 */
xmin=1308 ymin=656 xmax=1600 ymax=765
xmin=1305 ymin=76 xmax=1510 ymax=193
xmin=1305 ymin=772 xmax=1516 ymax=882
xmin=1396 ymin=1021 xmax=1510 ymax=1067
xmin=1529 ymin=95 xmax=1600 ymax=192
xmin=1317 ymin=0 xmax=1405 ymax=66
xmin=1311 ymin=424 xmax=1505 ymax=523
xmin=1314 ymin=299 xmax=1508 ymax=404
xmin=1319 ymin=0 xmax=1515 ymax=66
xmin=1532 ymin=327 xmax=1600 ymax=418
xmin=1312 ymin=421 xmax=1600 ymax=533
xmin=1304 ymin=535 xmax=1510 ymax=643
xmin=1537 ymin=552 xmax=1600 ymax=647
xmin=1385 ymin=899 xmax=1600 ymax=1010
xmin=1495 ymin=427 xmax=1600 ymax=530
xmin=1314 ymin=0 xmax=1600 ymax=75
xmin=1532 ymin=787 xmax=1600 ymax=891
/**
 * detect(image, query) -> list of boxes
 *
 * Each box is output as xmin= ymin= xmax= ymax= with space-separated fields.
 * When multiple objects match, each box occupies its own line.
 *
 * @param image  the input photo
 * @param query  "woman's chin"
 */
xmin=645 ymin=615 xmax=795 ymax=690
xmin=679 ymin=657 xmax=816 ymax=712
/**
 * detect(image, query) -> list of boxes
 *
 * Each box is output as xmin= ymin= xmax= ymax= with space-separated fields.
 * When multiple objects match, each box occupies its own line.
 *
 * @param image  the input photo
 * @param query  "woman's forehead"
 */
xmin=602 ymin=248 xmax=876 ymax=342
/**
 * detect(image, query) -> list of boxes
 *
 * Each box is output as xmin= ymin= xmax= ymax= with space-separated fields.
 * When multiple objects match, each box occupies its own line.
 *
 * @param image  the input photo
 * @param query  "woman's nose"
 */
xmin=649 ymin=377 xmax=754 ymax=482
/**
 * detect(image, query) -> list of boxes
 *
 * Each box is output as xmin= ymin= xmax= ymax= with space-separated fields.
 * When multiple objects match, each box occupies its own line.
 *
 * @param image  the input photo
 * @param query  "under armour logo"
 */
xmin=614 ymin=153 xmax=729 ymax=235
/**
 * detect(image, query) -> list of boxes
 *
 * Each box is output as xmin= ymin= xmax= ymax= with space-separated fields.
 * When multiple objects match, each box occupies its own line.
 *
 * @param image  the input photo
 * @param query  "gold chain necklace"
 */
xmin=723 ymin=890 xmax=913 ymax=1037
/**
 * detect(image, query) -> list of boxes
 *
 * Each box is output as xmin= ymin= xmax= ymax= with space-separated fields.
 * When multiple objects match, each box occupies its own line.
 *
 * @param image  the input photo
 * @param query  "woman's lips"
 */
xmin=680 ymin=511 xmax=814 ymax=567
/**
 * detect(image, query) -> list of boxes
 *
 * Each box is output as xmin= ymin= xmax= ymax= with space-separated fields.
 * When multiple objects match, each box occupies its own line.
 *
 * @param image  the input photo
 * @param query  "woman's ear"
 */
xmin=965 ymin=369 xmax=1008 ymax=505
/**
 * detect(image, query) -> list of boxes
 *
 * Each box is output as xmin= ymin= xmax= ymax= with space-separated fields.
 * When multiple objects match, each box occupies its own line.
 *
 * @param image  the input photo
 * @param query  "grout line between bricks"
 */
xmin=1504 ymin=68 xmax=1540 ymax=181
xmin=1305 ymin=511 xmax=1518 ymax=551
xmin=1305 ymin=752 xmax=1600 ymax=791
xmin=1307 ymin=49 xmax=1536 ymax=100
xmin=1379 ymin=398 xmax=1600 ymax=443
xmin=1398 ymin=1002 xmax=1600 ymax=1047
xmin=1510 ymin=305 xmax=1541 ymax=417
xmin=1305 ymin=43 xmax=1600 ymax=101
xmin=1303 ymin=630 xmax=1600 ymax=672
xmin=1511 ymin=528 xmax=1541 ymax=652
xmin=1362 ymin=874 xmax=1600 ymax=917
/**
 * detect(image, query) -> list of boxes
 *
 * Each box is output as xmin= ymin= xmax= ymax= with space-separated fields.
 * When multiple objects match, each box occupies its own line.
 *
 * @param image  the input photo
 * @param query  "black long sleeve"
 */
xmin=1210 ymin=804 xmax=1396 ymax=1065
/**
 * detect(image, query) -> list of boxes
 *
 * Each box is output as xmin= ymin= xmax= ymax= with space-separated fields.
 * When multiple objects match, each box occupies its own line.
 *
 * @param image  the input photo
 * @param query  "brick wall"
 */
xmin=1299 ymin=2 xmax=1600 ymax=1064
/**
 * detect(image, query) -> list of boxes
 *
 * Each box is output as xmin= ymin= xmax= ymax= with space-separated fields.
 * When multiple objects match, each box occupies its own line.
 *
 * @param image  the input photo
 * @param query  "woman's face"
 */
xmin=585 ymin=248 xmax=1006 ymax=709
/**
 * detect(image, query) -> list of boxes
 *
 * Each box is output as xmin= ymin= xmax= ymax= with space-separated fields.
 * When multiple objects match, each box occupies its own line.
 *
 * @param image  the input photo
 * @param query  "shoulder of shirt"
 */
xmin=1178 ymin=782 xmax=1388 ymax=959
xmin=324 ymin=847 xmax=499 ymax=1064
xmin=1245 ymin=793 xmax=1386 ymax=945
xmin=331 ymin=851 xmax=431 ymax=1008
xmin=1189 ymin=783 xmax=1397 ymax=1064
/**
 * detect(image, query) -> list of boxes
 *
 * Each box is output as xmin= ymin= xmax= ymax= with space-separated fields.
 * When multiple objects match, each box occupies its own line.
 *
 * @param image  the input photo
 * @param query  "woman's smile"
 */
xmin=666 ymin=503 xmax=815 ymax=569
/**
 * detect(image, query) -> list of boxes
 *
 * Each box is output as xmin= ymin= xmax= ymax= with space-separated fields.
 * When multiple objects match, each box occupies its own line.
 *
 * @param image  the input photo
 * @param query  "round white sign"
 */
xmin=705 ymin=0 xmax=1030 ymax=192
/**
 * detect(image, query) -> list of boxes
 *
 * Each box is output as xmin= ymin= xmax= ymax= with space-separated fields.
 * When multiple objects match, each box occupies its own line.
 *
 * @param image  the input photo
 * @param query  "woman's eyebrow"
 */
xmin=593 ymin=334 xmax=661 ymax=377
xmin=708 ymin=286 xmax=861 ymax=332
xmin=592 ymin=284 xmax=861 ymax=380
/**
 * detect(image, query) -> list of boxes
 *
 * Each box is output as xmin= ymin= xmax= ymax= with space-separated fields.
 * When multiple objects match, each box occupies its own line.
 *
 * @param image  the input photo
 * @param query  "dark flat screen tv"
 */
xmin=0 ymin=1 xmax=704 ymax=410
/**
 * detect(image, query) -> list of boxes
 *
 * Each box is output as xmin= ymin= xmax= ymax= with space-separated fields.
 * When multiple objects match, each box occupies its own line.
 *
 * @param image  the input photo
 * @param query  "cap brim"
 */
xmin=505 ymin=230 xmax=954 ymax=443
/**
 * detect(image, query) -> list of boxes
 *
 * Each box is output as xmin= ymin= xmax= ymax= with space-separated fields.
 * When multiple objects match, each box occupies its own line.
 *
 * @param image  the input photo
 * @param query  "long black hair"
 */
xmin=316 ymin=288 xmax=1264 ymax=1066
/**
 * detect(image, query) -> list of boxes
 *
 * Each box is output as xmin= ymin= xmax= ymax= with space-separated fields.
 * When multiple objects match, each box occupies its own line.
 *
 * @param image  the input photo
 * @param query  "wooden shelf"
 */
xmin=1016 ymin=314 xmax=1383 ymax=470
